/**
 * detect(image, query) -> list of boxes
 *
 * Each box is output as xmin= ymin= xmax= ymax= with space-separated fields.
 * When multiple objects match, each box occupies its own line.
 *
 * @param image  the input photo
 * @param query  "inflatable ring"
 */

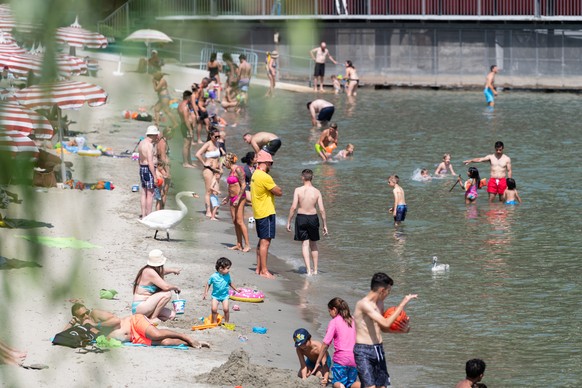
xmin=229 ymin=288 xmax=265 ymax=303
xmin=77 ymin=149 xmax=102 ymax=157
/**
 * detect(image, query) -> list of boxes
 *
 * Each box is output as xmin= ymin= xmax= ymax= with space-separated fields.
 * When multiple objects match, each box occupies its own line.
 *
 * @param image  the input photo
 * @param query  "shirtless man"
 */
xmin=464 ymin=141 xmax=512 ymax=202
xmin=353 ymin=272 xmax=417 ymax=388
xmin=178 ymin=90 xmax=195 ymax=167
xmin=455 ymin=359 xmax=486 ymax=388
xmin=307 ymin=99 xmax=335 ymax=128
xmin=108 ymin=314 xmax=210 ymax=348
xmin=315 ymin=123 xmax=338 ymax=162
xmin=286 ymin=169 xmax=328 ymax=276
xmin=243 ymin=132 xmax=282 ymax=155
xmin=310 ymin=42 xmax=337 ymax=92
xmin=138 ymin=126 xmax=159 ymax=218
xmin=484 ymin=65 xmax=498 ymax=107
xmin=237 ymin=54 xmax=252 ymax=94
xmin=63 ymin=303 xmax=121 ymax=335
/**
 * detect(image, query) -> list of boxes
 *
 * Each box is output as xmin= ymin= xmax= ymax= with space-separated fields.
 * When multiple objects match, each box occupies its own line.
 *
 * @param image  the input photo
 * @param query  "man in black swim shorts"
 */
xmin=243 ymin=132 xmax=282 ymax=156
xmin=286 ymin=169 xmax=328 ymax=276
xmin=307 ymin=99 xmax=335 ymax=128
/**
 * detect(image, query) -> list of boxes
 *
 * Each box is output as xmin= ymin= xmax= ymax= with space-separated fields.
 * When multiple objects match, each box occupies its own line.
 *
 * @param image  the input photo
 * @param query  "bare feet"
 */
xmin=259 ymin=271 xmax=275 ymax=279
xmin=191 ymin=340 xmax=210 ymax=349
xmin=210 ymin=217 xmax=218 ymax=221
xmin=182 ymin=163 xmax=196 ymax=169
xmin=242 ymin=246 xmax=251 ymax=252
xmin=228 ymin=245 xmax=242 ymax=251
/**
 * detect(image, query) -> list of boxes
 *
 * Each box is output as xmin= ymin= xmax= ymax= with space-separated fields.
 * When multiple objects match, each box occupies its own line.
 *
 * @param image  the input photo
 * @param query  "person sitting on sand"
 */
xmin=0 ymin=186 xmax=21 ymax=228
xmin=132 ymin=249 xmax=182 ymax=324
xmin=293 ymin=328 xmax=331 ymax=385
xmin=108 ymin=314 xmax=210 ymax=348
xmin=63 ymin=303 xmax=121 ymax=335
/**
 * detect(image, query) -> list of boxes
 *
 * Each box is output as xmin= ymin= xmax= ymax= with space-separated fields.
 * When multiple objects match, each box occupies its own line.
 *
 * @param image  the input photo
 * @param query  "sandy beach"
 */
xmin=0 ymin=56 xmax=324 ymax=387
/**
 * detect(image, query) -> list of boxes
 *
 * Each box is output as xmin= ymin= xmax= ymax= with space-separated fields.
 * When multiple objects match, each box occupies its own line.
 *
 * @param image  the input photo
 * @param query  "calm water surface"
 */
xmin=222 ymin=88 xmax=581 ymax=387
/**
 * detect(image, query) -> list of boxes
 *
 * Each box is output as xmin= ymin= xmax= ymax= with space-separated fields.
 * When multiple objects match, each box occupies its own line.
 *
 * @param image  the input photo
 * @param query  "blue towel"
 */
xmin=123 ymin=342 xmax=189 ymax=350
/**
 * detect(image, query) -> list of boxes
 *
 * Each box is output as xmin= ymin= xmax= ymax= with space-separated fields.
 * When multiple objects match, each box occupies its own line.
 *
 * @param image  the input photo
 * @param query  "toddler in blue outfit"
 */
xmin=203 ymin=257 xmax=239 ymax=323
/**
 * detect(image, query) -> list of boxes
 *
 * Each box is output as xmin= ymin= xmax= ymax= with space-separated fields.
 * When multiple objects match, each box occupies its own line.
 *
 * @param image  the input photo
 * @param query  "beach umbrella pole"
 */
xmin=57 ymin=107 xmax=66 ymax=183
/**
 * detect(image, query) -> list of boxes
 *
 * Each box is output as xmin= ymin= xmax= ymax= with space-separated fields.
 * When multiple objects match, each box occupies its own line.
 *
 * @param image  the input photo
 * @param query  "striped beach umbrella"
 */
xmin=0 ymin=33 xmax=25 ymax=55
xmin=0 ymin=102 xmax=54 ymax=139
xmin=0 ymin=53 xmax=87 ymax=77
xmin=15 ymin=80 xmax=107 ymax=181
xmin=55 ymin=17 xmax=107 ymax=49
xmin=0 ymin=129 xmax=39 ymax=159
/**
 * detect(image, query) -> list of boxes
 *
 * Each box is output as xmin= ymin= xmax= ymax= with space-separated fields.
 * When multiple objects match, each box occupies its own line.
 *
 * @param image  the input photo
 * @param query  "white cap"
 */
xmin=146 ymin=125 xmax=160 ymax=136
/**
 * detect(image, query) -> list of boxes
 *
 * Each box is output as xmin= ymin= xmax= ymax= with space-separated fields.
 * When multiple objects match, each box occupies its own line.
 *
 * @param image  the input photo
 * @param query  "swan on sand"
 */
xmin=139 ymin=191 xmax=198 ymax=241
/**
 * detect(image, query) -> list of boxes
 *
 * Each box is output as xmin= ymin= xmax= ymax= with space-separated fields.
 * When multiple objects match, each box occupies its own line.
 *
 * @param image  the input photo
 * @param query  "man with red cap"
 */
xmin=250 ymin=150 xmax=282 ymax=279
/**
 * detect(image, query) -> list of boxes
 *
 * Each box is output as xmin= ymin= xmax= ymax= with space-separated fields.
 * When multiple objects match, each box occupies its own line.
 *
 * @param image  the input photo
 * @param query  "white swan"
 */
xmin=431 ymin=256 xmax=449 ymax=272
xmin=139 ymin=191 xmax=198 ymax=240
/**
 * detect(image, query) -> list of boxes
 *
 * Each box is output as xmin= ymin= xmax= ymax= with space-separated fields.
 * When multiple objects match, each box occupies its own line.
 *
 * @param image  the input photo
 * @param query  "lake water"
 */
xmin=206 ymin=87 xmax=582 ymax=387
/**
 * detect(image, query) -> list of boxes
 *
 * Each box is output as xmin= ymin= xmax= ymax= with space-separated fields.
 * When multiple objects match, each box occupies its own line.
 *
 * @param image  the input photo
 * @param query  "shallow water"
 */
xmin=197 ymin=88 xmax=582 ymax=386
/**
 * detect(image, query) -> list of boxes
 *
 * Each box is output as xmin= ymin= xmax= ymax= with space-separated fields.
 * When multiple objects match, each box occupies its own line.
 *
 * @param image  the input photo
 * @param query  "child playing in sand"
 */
xmin=293 ymin=328 xmax=330 ymax=385
xmin=209 ymin=170 xmax=222 ymax=220
xmin=312 ymin=298 xmax=360 ymax=388
xmin=504 ymin=178 xmax=522 ymax=205
xmin=335 ymin=143 xmax=355 ymax=159
xmin=203 ymin=257 xmax=239 ymax=323
xmin=457 ymin=166 xmax=482 ymax=204
xmin=331 ymin=75 xmax=342 ymax=94
xmin=435 ymin=153 xmax=456 ymax=176
xmin=388 ymin=175 xmax=407 ymax=227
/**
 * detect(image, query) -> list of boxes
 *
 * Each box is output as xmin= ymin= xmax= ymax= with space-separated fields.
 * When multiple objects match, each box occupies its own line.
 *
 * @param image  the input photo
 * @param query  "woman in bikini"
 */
xmin=195 ymin=129 xmax=223 ymax=217
xmin=223 ymin=153 xmax=251 ymax=252
xmin=345 ymin=60 xmax=359 ymax=97
xmin=266 ymin=50 xmax=278 ymax=97
xmin=132 ymin=249 xmax=181 ymax=324
xmin=152 ymin=71 xmax=179 ymax=128
xmin=207 ymin=52 xmax=222 ymax=87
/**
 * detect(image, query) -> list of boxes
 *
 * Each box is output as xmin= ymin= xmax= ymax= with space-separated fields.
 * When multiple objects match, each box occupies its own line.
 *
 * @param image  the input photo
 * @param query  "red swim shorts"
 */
xmin=487 ymin=177 xmax=507 ymax=195
xmin=130 ymin=314 xmax=152 ymax=346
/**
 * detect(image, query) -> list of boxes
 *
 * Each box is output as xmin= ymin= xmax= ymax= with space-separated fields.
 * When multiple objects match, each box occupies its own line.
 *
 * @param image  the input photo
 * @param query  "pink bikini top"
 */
xmin=226 ymin=175 xmax=239 ymax=185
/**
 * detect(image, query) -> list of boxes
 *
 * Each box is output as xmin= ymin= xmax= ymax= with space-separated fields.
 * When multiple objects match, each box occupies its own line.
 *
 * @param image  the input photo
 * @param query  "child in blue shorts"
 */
xmin=203 ymin=257 xmax=239 ymax=323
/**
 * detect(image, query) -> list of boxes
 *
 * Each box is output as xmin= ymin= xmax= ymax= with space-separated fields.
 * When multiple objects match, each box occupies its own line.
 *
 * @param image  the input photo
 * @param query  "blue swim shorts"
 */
xmin=394 ymin=204 xmax=407 ymax=222
xmin=354 ymin=343 xmax=390 ymax=387
xmin=139 ymin=165 xmax=154 ymax=190
xmin=256 ymin=214 xmax=276 ymax=240
xmin=332 ymin=364 xmax=359 ymax=388
xmin=210 ymin=194 xmax=220 ymax=208
xmin=484 ymin=88 xmax=495 ymax=104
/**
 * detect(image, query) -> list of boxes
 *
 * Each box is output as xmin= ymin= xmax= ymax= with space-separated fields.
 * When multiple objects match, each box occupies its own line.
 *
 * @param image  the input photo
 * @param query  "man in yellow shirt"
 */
xmin=250 ymin=151 xmax=282 ymax=279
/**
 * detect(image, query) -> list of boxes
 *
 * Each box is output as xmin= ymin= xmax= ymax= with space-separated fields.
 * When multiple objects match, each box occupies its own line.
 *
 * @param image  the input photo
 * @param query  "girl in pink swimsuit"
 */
xmin=460 ymin=167 xmax=481 ymax=204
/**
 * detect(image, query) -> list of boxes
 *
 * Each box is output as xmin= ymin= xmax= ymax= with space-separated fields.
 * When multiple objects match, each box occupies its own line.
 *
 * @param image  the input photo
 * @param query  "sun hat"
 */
xmin=293 ymin=328 xmax=311 ymax=347
xmin=146 ymin=125 xmax=160 ymax=136
xmin=147 ymin=249 xmax=167 ymax=267
xmin=256 ymin=150 xmax=273 ymax=163
xmin=270 ymin=50 xmax=279 ymax=59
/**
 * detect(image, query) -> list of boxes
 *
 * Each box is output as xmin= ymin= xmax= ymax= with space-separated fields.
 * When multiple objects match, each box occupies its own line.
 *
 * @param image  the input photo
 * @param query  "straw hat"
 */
xmin=147 ymin=249 xmax=167 ymax=267
xmin=270 ymin=50 xmax=279 ymax=59
xmin=146 ymin=125 xmax=160 ymax=136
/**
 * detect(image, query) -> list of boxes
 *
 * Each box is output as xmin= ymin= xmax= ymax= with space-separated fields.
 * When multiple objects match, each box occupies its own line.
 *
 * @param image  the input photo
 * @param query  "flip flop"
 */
xmin=21 ymin=363 xmax=49 ymax=370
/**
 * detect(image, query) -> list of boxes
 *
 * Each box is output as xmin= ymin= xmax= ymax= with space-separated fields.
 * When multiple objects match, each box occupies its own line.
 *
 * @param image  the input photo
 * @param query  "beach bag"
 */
xmin=52 ymin=324 xmax=96 ymax=348
xmin=134 ymin=112 xmax=152 ymax=122
xmin=33 ymin=170 xmax=57 ymax=188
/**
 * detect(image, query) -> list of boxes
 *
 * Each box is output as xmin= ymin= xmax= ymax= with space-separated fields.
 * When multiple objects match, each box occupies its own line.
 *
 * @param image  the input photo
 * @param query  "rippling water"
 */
xmin=211 ymin=88 xmax=582 ymax=386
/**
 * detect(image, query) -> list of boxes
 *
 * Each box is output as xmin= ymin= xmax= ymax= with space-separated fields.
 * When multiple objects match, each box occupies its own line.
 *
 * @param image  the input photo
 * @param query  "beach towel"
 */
xmin=17 ymin=236 xmax=100 ymax=249
xmin=123 ymin=342 xmax=189 ymax=350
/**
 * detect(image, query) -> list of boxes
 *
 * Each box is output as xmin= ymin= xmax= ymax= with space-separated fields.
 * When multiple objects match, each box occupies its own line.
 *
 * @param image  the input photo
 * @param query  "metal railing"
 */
xmin=97 ymin=2 xmax=130 ymax=38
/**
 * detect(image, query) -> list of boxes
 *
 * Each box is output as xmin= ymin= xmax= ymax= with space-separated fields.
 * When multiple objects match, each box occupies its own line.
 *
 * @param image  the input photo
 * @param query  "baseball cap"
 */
xmin=146 ymin=125 xmax=160 ymax=136
xmin=293 ymin=328 xmax=311 ymax=347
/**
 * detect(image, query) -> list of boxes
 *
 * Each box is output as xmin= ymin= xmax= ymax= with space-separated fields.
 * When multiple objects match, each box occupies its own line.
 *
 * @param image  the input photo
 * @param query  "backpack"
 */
xmin=52 ymin=324 xmax=97 ymax=348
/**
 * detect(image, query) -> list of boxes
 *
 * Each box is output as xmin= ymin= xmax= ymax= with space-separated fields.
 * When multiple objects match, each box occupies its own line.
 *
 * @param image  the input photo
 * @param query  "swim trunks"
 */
xmin=332 ymin=364 xmax=359 ymax=388
xmin=256 ymin=214 xmax=276 ymax=240
xmin=317 ymin=106 xmax=335 ymax=122
xmin=314 ymin=63 xmax=326 ymax=77
xmin=487 ymin=177 xmax=507 ymax=195
xmin=139 ymin=165 xmax=154 ymax=190
xmin=484 ymin=88 xmax=495 ymax=104
xmin=353 ymin=343 xmax=390 ymax=387
xmin=315 ymin=143 xmax=325 ymax=155
xmin=262 ymin=138 xmax=281 ymax=155
xmin=198 ymin=110 xmax=209 ymax=121
xmin=130 ymin=314 xmax=152 ymax=346
xmin=210 ymin=194 xmax=220 ymax=208
xmin=394 ymin=204 xmax=407 ymax=222
xmin=238 ymin=78 xmax=250 ymax=92
xmin=505 ymin=200 xmax=518 ymax=205
xmin=294 ymin=214 xmax=320 ymax=241
xmin=305 ymin=356 xmax=331 ymax=370
xmin=180 ymin=122 xmax=191 ymax=138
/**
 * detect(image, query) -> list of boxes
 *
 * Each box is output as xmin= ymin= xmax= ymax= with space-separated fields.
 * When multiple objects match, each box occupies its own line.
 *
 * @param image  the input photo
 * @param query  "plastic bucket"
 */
xmin=131 ymin=185 xmax=139 ymax=192
xmin=172 ymin=299 xmax=186 ymax=314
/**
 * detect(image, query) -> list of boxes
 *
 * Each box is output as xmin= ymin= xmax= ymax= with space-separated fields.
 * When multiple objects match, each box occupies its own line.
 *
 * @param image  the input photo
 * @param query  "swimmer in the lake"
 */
xmin=435 ymin=153 xmax=456 ymax=176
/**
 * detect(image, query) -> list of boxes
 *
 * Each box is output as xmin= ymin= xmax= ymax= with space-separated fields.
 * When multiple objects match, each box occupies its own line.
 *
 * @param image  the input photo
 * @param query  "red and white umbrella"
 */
xmin=0 ymin=53 xmax=87 ymax=77
xmin=15 ymin=80 xmax=107 ymax=180
xmin=0 ymin=33 xmax=25 ymax=55
xmin=0 ymin=128 xmax=39 ymax=159
xmin=55 ymin=17 xmax=107 ymax=49
xmin=0 ymin=102 xmax=53 ymax=139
